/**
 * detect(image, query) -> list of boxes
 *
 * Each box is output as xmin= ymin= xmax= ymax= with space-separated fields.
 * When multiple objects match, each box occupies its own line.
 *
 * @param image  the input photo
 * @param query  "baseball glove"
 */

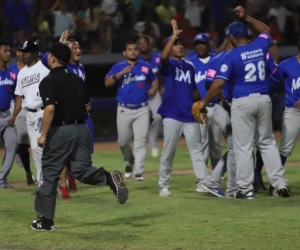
xmin=191 ymin=101 xmax=208 ymax=124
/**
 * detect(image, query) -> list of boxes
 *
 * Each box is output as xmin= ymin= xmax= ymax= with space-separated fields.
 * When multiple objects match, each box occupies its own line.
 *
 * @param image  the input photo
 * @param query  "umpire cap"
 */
xmin=49 ymin=42 xmax=71 ymax=63
xmin=20 ymin=41 xmax=39 ymax=52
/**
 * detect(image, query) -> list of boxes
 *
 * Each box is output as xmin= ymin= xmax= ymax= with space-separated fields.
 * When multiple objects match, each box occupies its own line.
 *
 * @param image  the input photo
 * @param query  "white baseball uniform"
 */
xmin=14 ymin=61 xmax=50 ymax=185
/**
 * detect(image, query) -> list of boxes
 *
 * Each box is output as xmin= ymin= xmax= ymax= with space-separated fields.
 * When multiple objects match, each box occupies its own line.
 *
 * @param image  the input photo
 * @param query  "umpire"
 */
xmin=31 ymin=43 xmax=128 ymax=231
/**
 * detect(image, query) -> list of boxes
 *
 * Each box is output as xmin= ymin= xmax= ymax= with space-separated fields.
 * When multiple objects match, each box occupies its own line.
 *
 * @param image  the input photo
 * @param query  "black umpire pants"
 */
xmin=35 ymin=124 xmax=109 ymax=220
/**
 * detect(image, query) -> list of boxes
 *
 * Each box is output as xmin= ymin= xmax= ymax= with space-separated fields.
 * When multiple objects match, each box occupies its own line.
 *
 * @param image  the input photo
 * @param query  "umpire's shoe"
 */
xmin=107 ymin=170 xmax=129 ymax=204
xmin=31 ymin=216 xmax=55 ymax=231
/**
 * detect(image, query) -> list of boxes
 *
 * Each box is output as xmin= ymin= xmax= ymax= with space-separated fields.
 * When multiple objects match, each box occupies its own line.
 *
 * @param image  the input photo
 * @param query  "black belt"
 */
xmin=51 ymin=119 xmax=85 ymax=127
xmin=27 ymin=107 xmax=44 ymax=112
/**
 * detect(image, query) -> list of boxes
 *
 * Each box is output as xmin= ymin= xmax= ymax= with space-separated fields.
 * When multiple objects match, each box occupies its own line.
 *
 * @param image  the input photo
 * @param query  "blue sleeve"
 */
xmin=191 ymin=67 xmax=197 ymax=92
xmin=266 ymin=53 xmax=277 ymax=75
xmin=147 ymin=65 xmax=158 ymax=83
xmin=252 ymin=32 xmax=272 ymax=52
xmin=42 ymin=53 xmax=49 ymax=68
xmin=269 ymin=63 xmax=283 ymax=82
xmin=159 ymin=62 xmax=170 ymax=77
xmin=206 ymin=59 xmax=218 ymax=82
xmin=105 ymin=64 xmax=118 ymax=80
xmin=215 ymin=54 xmax=232 ymax=82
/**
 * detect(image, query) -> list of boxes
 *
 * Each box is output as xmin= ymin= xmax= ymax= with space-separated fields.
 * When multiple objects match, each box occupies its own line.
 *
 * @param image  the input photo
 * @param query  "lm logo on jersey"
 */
xmin=292 ymin=77 xmax=300 ymax=93
xmin=175 ymin=67 xmax=191 ymax=84
xmin=195 ymin=71 xmax=207 ymax=83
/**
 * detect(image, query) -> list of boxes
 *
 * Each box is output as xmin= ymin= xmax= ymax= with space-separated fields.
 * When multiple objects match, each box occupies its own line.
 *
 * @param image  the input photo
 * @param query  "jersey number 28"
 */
xmin=244 ymin=60 xmax=265 ymax=82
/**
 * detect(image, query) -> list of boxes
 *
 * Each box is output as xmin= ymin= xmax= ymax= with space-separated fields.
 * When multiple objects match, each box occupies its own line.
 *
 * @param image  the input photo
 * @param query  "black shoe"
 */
xmin=30 ymin=216 xmax=55 ymax=231
xmin=124 ymin=166 xmax=133 ymax=179
xmin=254 ymin=176 xmax=267 ymax=192
xmin=278 ymin=186 xmax=291 ymax=197
xmin=26 ymin=172 xmax=35 ymax=186
xmin=108 ymin=170 xmax=128 ymax=205
xmin=269 ymin=185 xmax=278 ymax=196
xmin=234 ymin=190 xmax=255 ymax=199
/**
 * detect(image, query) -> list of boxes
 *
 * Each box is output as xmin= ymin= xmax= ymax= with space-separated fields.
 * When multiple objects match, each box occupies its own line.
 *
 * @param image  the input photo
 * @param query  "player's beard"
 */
xmin=127 ymin=56 xmax=138 ymax=63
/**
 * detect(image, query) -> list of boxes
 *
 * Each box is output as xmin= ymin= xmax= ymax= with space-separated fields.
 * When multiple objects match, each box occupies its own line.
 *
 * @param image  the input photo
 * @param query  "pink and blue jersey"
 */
xmin=138 ymin=52 xmax=160 ymax=74
xmin=42 ymin=53 xmax=85 ymax=81
xmin=0 ymin=67 xmax=16 ymax=110
xmin=215 ymin=33 xmax=272 ymax=99
xmin=188 ymin=54 xmax=217 ymax=103
xmin=158 ymin=58 xmax=197 ymax=122
xmin=105 ymin=61 xmax=157 ymax=104
xmin=270 ymin=56 xmax=300 ymax=108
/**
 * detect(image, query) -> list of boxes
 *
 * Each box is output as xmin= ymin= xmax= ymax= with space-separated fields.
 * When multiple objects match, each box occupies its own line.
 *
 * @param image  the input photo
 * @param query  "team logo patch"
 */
xmin=207 ymin=69 xmax=217 ymax=78
xmin=220 ymin=64 xmax=228 ymax=73
xmin=141 ymin=66 xmax=149 ymax=74
xmin=155 ymin=57 xmax=160 ymax=64
xmin=10 ymin=72 xmax=16 ymax=80
xmin=259 ymin=34 xmax=269 ymax=40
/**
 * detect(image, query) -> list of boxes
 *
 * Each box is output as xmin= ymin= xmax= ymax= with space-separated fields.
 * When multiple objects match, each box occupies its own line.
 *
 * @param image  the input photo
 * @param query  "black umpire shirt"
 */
xmin=39 ymin=66 xmax=90 ymax=123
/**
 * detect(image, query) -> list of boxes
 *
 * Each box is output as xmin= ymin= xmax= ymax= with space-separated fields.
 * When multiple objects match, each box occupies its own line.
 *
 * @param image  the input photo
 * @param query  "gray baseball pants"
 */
xmin=202 ymin=104 xmax=237 ymax=195
xmin=279 ymin=107 xmax=300 ymax=157
xmin=148 ymin=91 xmax=162 ymax=149
xmin=158 ymin=118 xmax=207 ymax=189
xmin=231 ymin=94 xmax=288 ymax=193
xmin=117 ymin=105 xmax=150 ymax=177
xmin=0 ymin=110 xmax=17 ymax=183
xmin=200 ymin=105 xmax=223 ymax=169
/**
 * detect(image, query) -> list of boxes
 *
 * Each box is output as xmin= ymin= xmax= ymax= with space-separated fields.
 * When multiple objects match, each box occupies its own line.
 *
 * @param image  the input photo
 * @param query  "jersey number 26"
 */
xmin=244 ymin=60 xmax=265 ymax=82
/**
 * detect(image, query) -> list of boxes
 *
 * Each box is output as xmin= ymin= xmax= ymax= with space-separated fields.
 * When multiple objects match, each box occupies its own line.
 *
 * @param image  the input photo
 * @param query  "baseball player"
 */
xmin=137 ymin=35 xmax=162 ymax=158
xmin=158 ymin=19 xmax=208 ymax=196
xmin=0 ymin=39 xmax=17 ymax=188
xmin=9 ymin=43 xmax=35 ymax=186
xmin=9 ymin=41 xmax=50 ymax=187
xmin=198 ymin=6 xmax=290 ymax=199
xmin=105 ymin=41 xmax=158 ymax=180
xmin=268 ymin=38 xmax=300 ymax=168
xmin=198 ymin=33 xmax=237 ymax=198
xmin=42 ymin=31 xmax=94 ymax=199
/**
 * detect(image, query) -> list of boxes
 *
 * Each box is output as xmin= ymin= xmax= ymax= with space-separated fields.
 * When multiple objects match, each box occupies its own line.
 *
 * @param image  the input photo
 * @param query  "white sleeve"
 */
xmin=14 ymin=72 xmax=23 ymax=96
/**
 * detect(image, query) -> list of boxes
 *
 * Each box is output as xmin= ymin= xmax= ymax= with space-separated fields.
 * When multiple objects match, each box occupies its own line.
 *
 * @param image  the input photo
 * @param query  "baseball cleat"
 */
xmin=234 ymin=190 xmax=255 ymax=199
xmin=111 ymin=170 xmax=128 ymax=204
xmin=26 ymin=172 xmax=35 ymax=186
xmin=135 ymin=175 xmax=144 ymax=181
xmin=196 ymin=183 xmax=210 ymax=193
xmin=202 ymin=184 xmax=225 ymax=198
xmin=57 ymin=186 xmax=71 ymax=200
xmin=31 ymin=217 xmax=55 ymax=231
xmin=15 ymin=154 xmax=24 ymax=168
xmin=124 ymin=166 xmax=133 ymax=179
xmin=0 ymin=182 xmax=14 ymax=189
xmin=67 ymin=175 xmax=77 ymax=193
xmin=277 ymin=186 xmax=291 ymax=198
xmin=159 ymin=188 xmax=171 ymax=197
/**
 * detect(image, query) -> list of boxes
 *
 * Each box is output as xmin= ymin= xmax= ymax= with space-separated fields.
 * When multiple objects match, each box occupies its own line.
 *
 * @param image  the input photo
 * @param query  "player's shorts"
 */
xmin=85 ymin=113 xmax=94 ymax=154
xmin=15 ymin=109 xmax=30 ymax=145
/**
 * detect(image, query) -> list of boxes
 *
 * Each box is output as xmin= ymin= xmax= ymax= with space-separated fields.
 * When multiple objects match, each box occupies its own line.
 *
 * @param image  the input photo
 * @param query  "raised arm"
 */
xmin=235 ymin=6 xmax=270 ymax=34
xmin=50 ymin=0 xmax=60 ymax=15
xmin=160 ymin=19 xmax=182 ymax=68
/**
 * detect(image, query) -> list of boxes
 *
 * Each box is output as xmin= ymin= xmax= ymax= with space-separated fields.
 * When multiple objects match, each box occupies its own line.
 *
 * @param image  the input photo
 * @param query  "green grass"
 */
xmin=1 ymin=142 xmax=300 ymax=250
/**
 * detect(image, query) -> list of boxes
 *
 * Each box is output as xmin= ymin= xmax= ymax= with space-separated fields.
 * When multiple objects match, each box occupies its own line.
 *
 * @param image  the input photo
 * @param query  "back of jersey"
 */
xmin=218 ymin=33 xmax=271 ymax=99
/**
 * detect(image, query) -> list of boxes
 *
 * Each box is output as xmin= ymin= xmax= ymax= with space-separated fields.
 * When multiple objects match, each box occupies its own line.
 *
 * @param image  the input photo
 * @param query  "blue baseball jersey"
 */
xmin=270 ymin=56 xmax=300 ymax=108
xmin=42 ymin=53 xmax=86 ymax=81
xmin=138 ymin=52 xmax=161 ymax=74
xmin=105 ymin=61 xmax=157 ymax=104
xmin=188 ymin=54 xmax=217 ymax=103
xmin=266 ymin=52 xmax=277 ymax=76
xmin=216 ymin=33 xmax=271 ymax=99
xmin=8 ymin=63 xmax=19 ymax=100
xmin=0 ymin=68 xmax=16 ymax=110
xmin=186 ymin=50 xmax=216 ymax=59
xmin=158 ymin=58 xmax=197 ymax=122
xmin=206 ymin=51 xmax=233 ymax=101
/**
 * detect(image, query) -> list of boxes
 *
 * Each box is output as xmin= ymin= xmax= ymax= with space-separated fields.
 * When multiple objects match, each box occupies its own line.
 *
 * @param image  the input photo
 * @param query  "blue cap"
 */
xmin=164 ymin=36 xmax=181 ymax=46
xmin=228 ymin=22 xmax=248 ymax=37
xmin=194 ymin=33 xmax=209 ymax=43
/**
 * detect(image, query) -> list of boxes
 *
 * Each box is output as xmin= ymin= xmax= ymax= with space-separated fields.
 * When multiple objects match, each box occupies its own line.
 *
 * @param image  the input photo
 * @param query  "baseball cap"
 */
xmin=19 ymin=41 xmax=39 ymax=52
xmin=164 ymin=36 xmax=181 ymax=46
xmin=194 ymin=33 xmax=209 ymax=43
xmin=49 ymin=42 xmax=71 ymax=63
xmin=228 ymin=22 xmax=248 ymax=37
